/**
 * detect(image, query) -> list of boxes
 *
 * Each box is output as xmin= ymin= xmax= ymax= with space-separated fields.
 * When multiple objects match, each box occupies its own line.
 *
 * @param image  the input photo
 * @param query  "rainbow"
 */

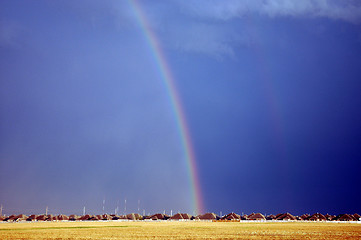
xmin=245 ymin=15 xmax=291 ymax=195
xmin=128 ymin=0 xmax=205 ymax=215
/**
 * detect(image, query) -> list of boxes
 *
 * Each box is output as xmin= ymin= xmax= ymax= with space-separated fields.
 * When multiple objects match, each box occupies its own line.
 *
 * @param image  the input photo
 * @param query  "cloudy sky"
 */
xmin=1 ymin=0 xmax=361 ymax=216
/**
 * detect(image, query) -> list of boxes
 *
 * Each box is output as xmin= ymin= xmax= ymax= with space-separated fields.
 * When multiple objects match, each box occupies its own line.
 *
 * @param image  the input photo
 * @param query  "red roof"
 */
xmin=248 ymin=213 xmax=266 ymax=220
xmin=126 ymin=213 xmax=136 ymax=220
xmin=181 ymin=213 xmax=192 ymax=219
xmin=36 ymin=215 xmax=47 ymax=221
xmin=58 ymin=215 xmax=69 ymax=220
xmin=198 ymin=213 xmax=219 ymax=220
xmin=222 ymin=212 xmax=241 ymax=220
xmin=170 ymin=213 xmax=184 ymax=220
xmin=79 ymin=214 xmax=93 ymax=220
xmin=276 ymin=213 xmax=296 ymax=221
xmin=353 ymin=213 xmax=361 ymax=220
xmin=151 ymin=213 xmax=166 ymax=220
xmin=337 ymin=214 xmax=356 ymax=221
xmin=308 ymin=213 xmax=326 ymax=221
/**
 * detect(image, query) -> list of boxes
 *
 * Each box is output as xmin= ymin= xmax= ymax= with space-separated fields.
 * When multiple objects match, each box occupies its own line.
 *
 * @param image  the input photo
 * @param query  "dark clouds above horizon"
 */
xmin=1 ymin=0 xmax=361 ymax=216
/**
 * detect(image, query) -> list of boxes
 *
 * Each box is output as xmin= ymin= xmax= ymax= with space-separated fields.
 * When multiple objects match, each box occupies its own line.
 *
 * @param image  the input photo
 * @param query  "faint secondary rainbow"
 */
xmin=128 ymin=0 xmax=204 ymax=215
xmin=245 ymin=15 xmax=291 ymax=199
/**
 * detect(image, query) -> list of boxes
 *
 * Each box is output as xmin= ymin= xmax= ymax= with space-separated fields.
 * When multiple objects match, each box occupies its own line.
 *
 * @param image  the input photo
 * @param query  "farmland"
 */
xmin=1 ymin=221 xmax=360 ymax=240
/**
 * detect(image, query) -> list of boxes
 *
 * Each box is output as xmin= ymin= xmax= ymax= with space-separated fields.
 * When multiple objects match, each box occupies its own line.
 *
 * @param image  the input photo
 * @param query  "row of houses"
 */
xmin=1 ymin=212 xmax=360 ymax=222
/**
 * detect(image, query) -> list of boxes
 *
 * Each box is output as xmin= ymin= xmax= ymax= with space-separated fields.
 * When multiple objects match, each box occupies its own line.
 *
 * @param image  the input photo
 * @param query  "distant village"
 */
xmin=1 ymin=212 xmax=360 ymax=222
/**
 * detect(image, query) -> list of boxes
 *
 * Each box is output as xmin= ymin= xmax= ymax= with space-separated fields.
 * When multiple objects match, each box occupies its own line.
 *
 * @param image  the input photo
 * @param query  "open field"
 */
xmin=1 ymin=221 xmax=360 ymax=240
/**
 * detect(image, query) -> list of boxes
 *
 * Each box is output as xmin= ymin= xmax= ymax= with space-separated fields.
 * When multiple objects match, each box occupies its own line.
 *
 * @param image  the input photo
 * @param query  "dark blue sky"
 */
xmin=1 ymin=0 xmax=361 ymax=216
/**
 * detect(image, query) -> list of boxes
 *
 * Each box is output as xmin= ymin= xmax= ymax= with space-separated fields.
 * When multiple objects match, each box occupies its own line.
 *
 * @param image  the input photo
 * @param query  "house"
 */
xmin=198 ymin=213 xmax=219 ymax=220
xmin=134 ymin=213 xmax=144 ymax=220
xmin=150 ymin=213 xmax=166 ymax=220
xmin=26 ymin=215 xmax=37 ymax=221
xmin=248 ymin=213 xmax=266 ymax=221
xmin=308 ymin=213 xmax=326 ymax=221
xmin=266 ymin=214 xmax=276 ymax=220
xmin=87 ymin=216 xmax=97 ymax=221
xmin=3 ymin=215 xmax=15 ymax=222
xmin=353 ymin=213 xmax=361 ymax=221
xmin=300 ymin=214 xmax=309 ymax=220
xmin=170 ymin=213 xmax=184 ymax=220
xmin=100 ymin=214 xmax=112 ymax=220
xmin=79 ymin=214 xmax=93 ymax=221
xmin=45 ymin=214 xmax=55 ymax=221
xmin=58 ymin=214 xmax=69 ymax=221
xmin=68 ymin=215 xmax=78 ymax=221
xmin=6 ymin=214 xmax=28 ymax=222
xmin=36 ymin=215 xmax=47 ymax=221
xmin=240 ymin=214 xmax=248 ymax=220
xmin=221 ymin=212 xmax=241 ymax=220
xmin=181 ymin=213 xmax=192 ymax=220
xmin=117 ymin=215 xmax=127 ymax=220
xmin=276 ymin=213 xmax=296 ymax=221
xmin=336 ymin=214 xmax=355 ymax=221
xmin=111 ymin=215 xmax=120 ymax=220
xmin=126 ymin=213 xmax=137 ymax=220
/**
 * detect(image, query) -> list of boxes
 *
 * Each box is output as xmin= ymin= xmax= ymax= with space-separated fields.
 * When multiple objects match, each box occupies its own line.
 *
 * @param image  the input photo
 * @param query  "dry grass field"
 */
xmin=0 ymin=220 xmax=360 ymax=240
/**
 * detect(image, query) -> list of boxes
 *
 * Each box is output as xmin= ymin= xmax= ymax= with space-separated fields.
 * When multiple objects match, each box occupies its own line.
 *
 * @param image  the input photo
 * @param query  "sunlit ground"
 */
xmin=1 ymin=221 xmax=361 ymax=239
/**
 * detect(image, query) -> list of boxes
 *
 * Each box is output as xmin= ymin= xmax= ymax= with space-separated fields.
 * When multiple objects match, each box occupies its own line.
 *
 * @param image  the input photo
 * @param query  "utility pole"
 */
xmin=0 ymin=204 xmax=3 ymax=217
xmin=124 ymin=199 xmax=127 ymax=215
xmin=138 ymin=200 xmax=140 ymax=214
xmin=117 ymin=200 xmax=119 ymax=216
xmin=83 ymin=206 xmax=86 ymax=216
xmin=103 ymin=199 xmax=105 ymax=214
xmin=46 ymin=206 xmax=48 ymax=216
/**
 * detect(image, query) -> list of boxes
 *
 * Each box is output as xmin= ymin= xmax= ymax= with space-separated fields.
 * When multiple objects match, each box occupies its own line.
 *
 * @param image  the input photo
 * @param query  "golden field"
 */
xmin=0 ymin=220 xmax=360 ymax=240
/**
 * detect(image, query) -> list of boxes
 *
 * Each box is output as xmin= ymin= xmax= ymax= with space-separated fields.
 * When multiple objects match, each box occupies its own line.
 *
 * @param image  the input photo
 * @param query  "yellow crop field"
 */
xmin=0 ymin=221 xmax=360 ymax=240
